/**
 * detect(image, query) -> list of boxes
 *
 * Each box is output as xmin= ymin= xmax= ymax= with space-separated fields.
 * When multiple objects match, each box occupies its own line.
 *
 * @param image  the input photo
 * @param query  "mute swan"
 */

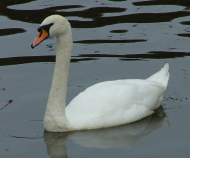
xmin=31 ymin=15 xmax=169 ymax=132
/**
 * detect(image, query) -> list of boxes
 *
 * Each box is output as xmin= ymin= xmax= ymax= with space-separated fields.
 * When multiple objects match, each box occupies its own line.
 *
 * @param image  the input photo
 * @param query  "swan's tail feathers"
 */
xmin=147 ymin=63 xmax=170 ymax=89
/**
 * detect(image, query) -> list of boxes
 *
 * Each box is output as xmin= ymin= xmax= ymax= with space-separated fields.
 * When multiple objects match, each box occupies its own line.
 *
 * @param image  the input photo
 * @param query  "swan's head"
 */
xmin=31 ymin=15 xmax=71 ymax=48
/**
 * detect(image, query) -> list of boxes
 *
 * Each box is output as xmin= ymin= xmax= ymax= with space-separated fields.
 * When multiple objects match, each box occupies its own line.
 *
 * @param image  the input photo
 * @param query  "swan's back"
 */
xmin=65 ymin=64 xmax=169 ymax=131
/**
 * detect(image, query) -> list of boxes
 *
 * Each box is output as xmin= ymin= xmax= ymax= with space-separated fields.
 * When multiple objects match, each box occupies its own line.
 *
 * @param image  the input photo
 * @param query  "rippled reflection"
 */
xmin=133 ymin=0 xmax=190 ymax=7
xmin=0 ymin=0 xmax=189 ymax=26
xmin=0 ymin=0 xmax=189 ymax=64
xmin=0 ymin=28 xmax=25 ymax=36
xmin=0 ymin=51 xmax=189 ymax=66
xmin=44 ymin=107 xmax=166 ymax=158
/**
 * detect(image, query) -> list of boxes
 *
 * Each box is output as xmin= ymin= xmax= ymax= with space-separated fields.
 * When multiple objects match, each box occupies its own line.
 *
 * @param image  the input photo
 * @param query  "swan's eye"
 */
xmin=37 ymin=23 xmax=54 ymax=33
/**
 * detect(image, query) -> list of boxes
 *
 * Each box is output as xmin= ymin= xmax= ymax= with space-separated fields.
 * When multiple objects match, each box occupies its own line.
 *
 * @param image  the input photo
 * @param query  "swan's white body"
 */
xmin=32 ymin=15 xmax=169 ymax=132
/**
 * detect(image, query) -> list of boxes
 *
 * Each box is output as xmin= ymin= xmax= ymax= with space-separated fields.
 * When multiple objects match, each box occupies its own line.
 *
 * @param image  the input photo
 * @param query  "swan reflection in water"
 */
xmin=44 ymin=107 xmax=167 ymax=158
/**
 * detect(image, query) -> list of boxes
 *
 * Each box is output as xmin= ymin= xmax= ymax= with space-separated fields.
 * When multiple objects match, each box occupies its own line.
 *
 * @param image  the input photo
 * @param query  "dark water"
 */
xmin=0 ymin=0 xmax=189 ymax=157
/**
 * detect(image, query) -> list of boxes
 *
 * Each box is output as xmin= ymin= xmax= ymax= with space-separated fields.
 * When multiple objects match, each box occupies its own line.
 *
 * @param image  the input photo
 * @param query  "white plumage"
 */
xmin=32 ymin=15 xmax=169 ymax=132
xmin=66 ymin=64 xmax=169 ymax=130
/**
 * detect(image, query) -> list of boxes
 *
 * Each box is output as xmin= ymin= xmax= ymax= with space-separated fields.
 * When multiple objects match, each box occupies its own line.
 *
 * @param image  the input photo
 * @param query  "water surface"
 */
xmin=0 ymin=0 xmax=189 ymax=157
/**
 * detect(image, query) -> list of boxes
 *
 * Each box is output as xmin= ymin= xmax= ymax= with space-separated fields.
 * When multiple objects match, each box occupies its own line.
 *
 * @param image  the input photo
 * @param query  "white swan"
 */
xmin=31 ymin=15 xmax=169 ymax=132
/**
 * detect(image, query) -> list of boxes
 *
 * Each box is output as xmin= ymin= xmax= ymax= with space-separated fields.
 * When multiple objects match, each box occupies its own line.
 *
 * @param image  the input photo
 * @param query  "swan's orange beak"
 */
xmin=31 ymin=30 xmax=49 ymax=48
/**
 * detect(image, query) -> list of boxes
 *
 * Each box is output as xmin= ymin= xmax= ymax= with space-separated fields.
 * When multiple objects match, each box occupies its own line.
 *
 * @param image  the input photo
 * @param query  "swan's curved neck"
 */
xmin=44 ymin=31 xmax=72 ymax=132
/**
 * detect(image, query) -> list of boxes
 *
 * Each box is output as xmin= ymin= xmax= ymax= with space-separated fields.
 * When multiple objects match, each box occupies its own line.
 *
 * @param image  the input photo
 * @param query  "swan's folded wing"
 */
xmin=65 ymin=79 xmax=165 ymax=130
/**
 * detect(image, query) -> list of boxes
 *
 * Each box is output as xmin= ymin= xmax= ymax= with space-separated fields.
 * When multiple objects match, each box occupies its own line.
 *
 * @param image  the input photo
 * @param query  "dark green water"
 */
xmin=0 ymin=0 xmax=189 ymax=157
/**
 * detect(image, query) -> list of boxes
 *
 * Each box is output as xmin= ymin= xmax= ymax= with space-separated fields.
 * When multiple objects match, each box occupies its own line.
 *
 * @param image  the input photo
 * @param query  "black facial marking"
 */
xmin=38 ymin=31 xmax=42 ymax=37
xmin=37 ymin=23 xmax=54 ymax=33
